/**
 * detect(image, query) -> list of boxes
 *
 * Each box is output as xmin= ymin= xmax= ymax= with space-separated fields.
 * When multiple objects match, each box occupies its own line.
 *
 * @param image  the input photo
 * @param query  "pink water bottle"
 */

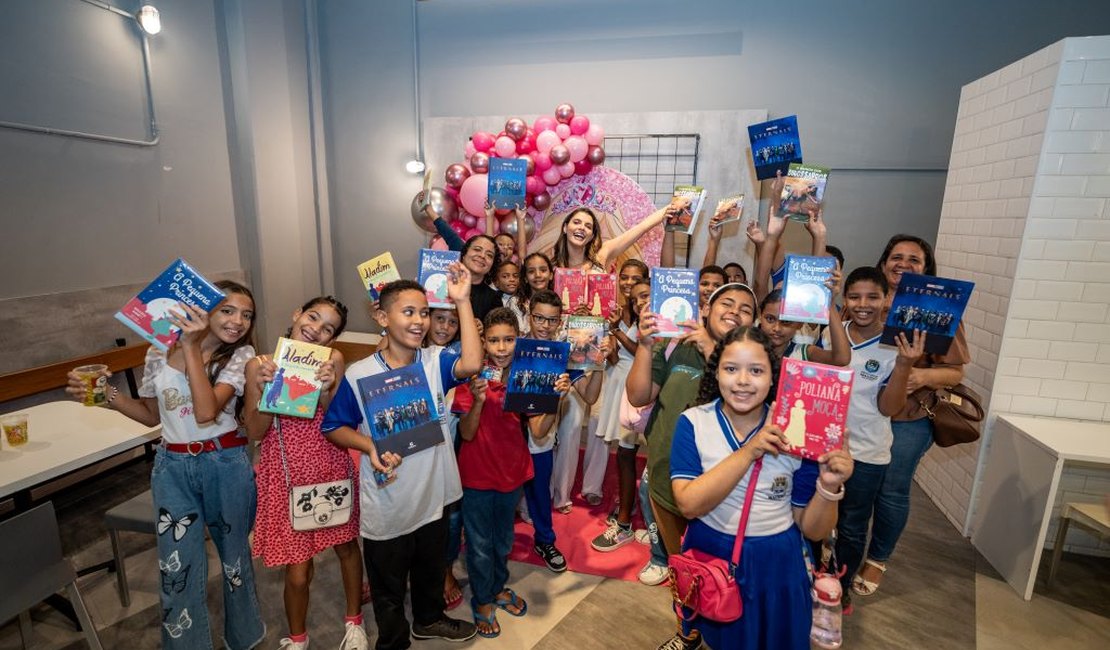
xmin=810 ymin=573 xmax=843 ymax=649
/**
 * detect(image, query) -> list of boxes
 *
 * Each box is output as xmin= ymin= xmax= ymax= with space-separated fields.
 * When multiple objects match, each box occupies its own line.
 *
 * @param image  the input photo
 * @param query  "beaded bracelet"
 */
xmin=104 ymin=385 xmax=120 ymax=406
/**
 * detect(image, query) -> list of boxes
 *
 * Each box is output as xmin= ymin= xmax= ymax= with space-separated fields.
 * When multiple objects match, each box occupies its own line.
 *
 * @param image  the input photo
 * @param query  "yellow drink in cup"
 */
xmin=74 ymin=364 xmax=109 ymax=406
xmin=1 ymin=413 xmax=29 ymax=447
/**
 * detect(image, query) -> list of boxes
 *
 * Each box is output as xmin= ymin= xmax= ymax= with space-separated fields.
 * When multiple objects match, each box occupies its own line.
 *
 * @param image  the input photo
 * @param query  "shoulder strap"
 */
xmin=730 ymin=458 xmax=762 ymax=568
xmin=275 ymin=417 xmax=354 ymax=488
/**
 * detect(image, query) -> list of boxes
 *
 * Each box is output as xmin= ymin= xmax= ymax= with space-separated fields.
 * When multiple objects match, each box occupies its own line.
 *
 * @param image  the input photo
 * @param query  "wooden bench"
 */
xmin=0 ymin=340 xmax=149 ymax=404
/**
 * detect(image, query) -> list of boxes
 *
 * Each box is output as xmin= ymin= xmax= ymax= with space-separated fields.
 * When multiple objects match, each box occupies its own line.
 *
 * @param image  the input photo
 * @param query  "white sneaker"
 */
xmin=638 ymin=562 xmax=669 ymax=586
xmin=634 ymin=528 xmax=651 ymax=544
xmin=278 ymin=637 xmax=309 ymax=650
xmin=339 ymin=622 xmax=370 ymax=650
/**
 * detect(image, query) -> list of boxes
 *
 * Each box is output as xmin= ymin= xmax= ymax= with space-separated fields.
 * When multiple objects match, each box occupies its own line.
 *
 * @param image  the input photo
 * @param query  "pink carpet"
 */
xmin=508 ymin=448 xmax=651 ymax=582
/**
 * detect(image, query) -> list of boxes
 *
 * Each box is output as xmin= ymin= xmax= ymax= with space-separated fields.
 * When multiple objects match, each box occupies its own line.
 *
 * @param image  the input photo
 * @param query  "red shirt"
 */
xmin=452 ymin=380 xmax=535 ymax=491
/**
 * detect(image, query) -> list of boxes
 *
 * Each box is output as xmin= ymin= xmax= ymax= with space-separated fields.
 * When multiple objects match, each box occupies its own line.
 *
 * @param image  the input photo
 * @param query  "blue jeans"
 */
xmin=462 ymin=487 xmax=521 ymax=606
xmin=150 ymin=445 xmax=264 ymax=650
xmin=523 ymin=451 xmax=555 ymax=545
xmin=868 ymin=417 xmax=934 ymax=562
xmin=445 ymin=500 xmax=463 ymax=562
xmin=834 ymin=460 xmax=887 ymax=590
xmin=640 ymin=467 xmax=667 ymax=568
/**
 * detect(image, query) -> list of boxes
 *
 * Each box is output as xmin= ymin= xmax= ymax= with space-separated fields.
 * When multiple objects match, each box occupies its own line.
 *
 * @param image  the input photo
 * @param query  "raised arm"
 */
xmin=597 ymin=198 xmax=684 ymax=269
xmin=429 ymin=205 xmax=466 ymax=252
xmin=447 ymin=263 xmax=483 ymax=378
xmin=626 ymin=311 xmax=662 ymax=407
xmin=514 ymin=205 xmax=528 ymax=261
xmin=243 ymin=356 xmax=275 ymax=440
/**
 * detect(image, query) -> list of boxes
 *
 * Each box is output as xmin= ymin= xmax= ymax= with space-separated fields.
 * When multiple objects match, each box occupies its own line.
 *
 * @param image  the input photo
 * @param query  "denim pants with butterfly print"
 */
xmin=151 ymin=444 xmax=264 ymax=650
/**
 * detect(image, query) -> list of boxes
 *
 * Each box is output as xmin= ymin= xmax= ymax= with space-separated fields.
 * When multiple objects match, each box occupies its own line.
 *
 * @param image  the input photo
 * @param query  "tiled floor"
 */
xmin=1 ymin=460 xmax=1108 ymax=649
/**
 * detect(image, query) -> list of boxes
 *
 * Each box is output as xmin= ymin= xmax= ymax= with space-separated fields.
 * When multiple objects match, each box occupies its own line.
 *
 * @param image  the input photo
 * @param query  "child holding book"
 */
xmin=831 ymin=267 xmax=925 ymax=607
xmin=244 ymin=296 xmax=368 ymax=649
xmin=453 ymin=308 xmax=569 ymax=637
xmin=758 ymin=284 xmax=850 ymax=366
xmin=68 ymin=282 xmax=263 ymax=649
xmin=321 ymin=272 xmax=482 ymax=647
xmin=669 ymin=326 xmax=853 ymax=650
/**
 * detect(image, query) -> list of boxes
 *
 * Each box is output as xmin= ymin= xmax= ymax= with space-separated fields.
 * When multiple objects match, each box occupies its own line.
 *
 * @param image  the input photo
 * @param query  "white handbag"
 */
xmin=276 ymin=418 xmax=354 ymax=531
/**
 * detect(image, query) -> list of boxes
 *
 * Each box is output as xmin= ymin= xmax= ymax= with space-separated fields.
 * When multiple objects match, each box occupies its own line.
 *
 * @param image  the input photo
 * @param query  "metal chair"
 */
xmin=102 ymin=489 xmax=156 ymax=607
xmin=0 ymin=502 xmax=103 ymax=649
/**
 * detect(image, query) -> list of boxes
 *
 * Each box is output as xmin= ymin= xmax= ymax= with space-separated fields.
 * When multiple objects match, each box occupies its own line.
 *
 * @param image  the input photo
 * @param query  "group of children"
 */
xmin=64 ymin=183 xmax=968 ymax=650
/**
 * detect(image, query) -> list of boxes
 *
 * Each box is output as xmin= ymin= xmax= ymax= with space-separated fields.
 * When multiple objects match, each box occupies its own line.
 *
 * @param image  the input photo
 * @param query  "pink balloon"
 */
xmin=430 ymin=235 xmax=449 ymax=251
xmin=472 ymin=131 xmax=495 ymax=153
xmin=536 ymin=130 xmax=561 ymax=154
xmin=494 ymin=135 xmax=517 ymax=158
xmin=586 ymin=145 xmax=606 ymax=166
xmin=533 ymin=151 xmax=553 ymax=172
xmin=461 ymin=213 xmax=478 ymax=228
xmin=464 ymin=227 xmax=485 ymax=240
xmin=564 ymin=135 xmax=588 ymax=163
xmin=555 ymin=123 xmax=571 ymax=139
xmin=458 ymin=173 xmax=489 ymax=216
xmin=585 ymin=123 xmax=605 ymax=146
xmin=470 ymin=151 xmax=490 ymax=174
xmin=525 ymin=175 xmax=544 ymax=195
xmin=533 ymin=116 xmax=557 ymax=133
xmin=549 ymin=144 xmax=570 ymax=165
xmin=574 ymin=159 xmax=593 ymax=176
xmin=558 ymin=161 xmax=575 ymax=179
xmin=569 ymin=115 xmax=590 ymax=136
xmin=542 ymin=167 xmax=562 ymax=185
xmin=464 ymin=141 xmax=476 ymax=159
xmin=533 ymin=191 xmax=552 ymax=211
xmin=451 ymin=220 xmax=469 ymax=237
xmin=516 ymin=130 xmax=535 ymax=154
xmin=445 ymin=185 xmax=460 ymax=199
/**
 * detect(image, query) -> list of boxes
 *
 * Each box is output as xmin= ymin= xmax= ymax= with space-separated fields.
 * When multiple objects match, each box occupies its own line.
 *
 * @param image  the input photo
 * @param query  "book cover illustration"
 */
xmin=650 ymin=268 xmax=699 ymax=338
xmin=418 ymin=249 xmax=461 ymax=309
xmin=882 ymin=273 xmax=975 ymax=356
xmin=780 ymin=255 xmax=837 ymax=325
xmin=554 ymin=267 xmax=588 ymax=313
xmin=566 ymin=315 xmax=607 ymax=371
xmin=258 ymin=338 xmax=333 ymax=418
xmin=504 ymin=338 xmax=571 ymax=413
xmin=479 ymin=363 xmax=502 ymax=383
xmin=587 ymin=273 xmax=618 ymax=320
xmin=779 ymin=163 xmax=829 ymax=222
xmin=665 ymin=185 xmax=708 ymax=235
xmin=487 ymin=157 xmax=528 ymax=210
xmin=772 ymin=358 xmax=853 ymax=461
xmin=747 ymin=115 xmax=802 ymax=180
xmin=358 ymin=252 xmax=401 ymax=302
xmin=115 ymin=258 xmax=226 ymax=351
xmin=714 ymin=194 xmax=745 ymax=226
xmin=357 ymin=363 xmax=443 ymax=458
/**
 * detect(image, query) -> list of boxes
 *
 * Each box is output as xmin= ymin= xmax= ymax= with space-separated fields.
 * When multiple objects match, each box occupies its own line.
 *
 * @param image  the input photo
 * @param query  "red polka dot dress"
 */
xmin=253 ymin=408 xmax=360 ymax=566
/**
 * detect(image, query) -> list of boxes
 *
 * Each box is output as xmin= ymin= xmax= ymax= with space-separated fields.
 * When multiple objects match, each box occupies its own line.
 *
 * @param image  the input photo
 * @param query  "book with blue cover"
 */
xmin=780 ymin=255 xmax=837 ymax=325
xmin=357 ymin=363 xmax=443 ymax=458
xmin=882 ymin=273 xmax=975 ymax=356
xmin=417 ymin=248 xmax=461 ymax=309
xmin=115 ymin=258 xmax=226 ymax=351
xmin=650 ymin=268 xmax=699 ymax=338
xmin=487 ymin=158 xmax=528 ymax=210
xmin=747 ymin=115 xmax=802 ymax=180
xmin=504 ymin=338 xmax=570 ymax=413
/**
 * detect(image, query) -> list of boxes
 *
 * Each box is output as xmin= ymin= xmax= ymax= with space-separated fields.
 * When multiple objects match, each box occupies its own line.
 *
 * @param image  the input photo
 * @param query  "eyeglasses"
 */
xmin=531 ymin=314 xmax=561 ymax=326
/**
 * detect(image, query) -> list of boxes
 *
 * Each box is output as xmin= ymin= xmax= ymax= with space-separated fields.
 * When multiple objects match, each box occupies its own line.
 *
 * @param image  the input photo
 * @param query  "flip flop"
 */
xmin=494 ymin=588 xmax=528 ymax=617
xmin=445 ymin=587 xmax=463 ymax=611
xmin=471 ymin=604 xmax=500 ymax=638
xmin=851 ymin=559 xmax=887 ymax=597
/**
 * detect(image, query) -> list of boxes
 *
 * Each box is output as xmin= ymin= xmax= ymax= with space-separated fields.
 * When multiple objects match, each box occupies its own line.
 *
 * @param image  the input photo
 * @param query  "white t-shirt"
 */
xmin=670 ymin=401 xmax=818 ymax=538
xmin=137 ymin=346 xmax=254 ymax=444
xmin=321 ymin=346 xmax=463 ymax=541
xmin=842 ymin=321 xmax=898 ymax=465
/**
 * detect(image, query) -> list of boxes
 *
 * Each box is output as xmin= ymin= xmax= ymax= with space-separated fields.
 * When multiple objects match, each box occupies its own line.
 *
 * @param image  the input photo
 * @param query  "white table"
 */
xmin=0 ymin=400 xmax=162 ymax=507
xmin=971 ymin=414 xmax=1110 ymax=600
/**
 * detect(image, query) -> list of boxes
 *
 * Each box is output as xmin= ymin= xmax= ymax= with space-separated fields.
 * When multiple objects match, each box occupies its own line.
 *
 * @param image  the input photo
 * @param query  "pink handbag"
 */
xmin=668 ymin=459 xmax=762 ymax=624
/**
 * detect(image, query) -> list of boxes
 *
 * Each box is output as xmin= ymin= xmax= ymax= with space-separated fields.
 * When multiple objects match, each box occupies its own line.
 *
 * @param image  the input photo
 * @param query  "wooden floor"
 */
xmin=2 ymin=458 xmax=1108 ymax=650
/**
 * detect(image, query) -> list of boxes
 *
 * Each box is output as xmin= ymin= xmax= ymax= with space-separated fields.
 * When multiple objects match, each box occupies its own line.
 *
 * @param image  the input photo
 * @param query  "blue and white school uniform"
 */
xmin=670 ymin=400 xmax=818 ymax=650
xmin=580 ymin=319 xmax=638 ymax=497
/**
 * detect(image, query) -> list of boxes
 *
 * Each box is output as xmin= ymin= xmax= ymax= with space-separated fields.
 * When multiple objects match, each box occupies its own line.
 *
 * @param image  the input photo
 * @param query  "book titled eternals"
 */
xmin=504 ymin=338 xmax=570 ymax=413
xmin=747 ymin=115 xmax=802 ymax=180
xmin=772 ymin=358 xmax=853 ymax=461
xmin=650 ymin=268 xmax=699 ymax=338
xmin=259 ymin=338 xmax=332 ymax=418
xmin=357 ymin=364 xmax=442 ymax=458
xmin=115 ymin=258 xmax=226 ymax=351
xmin=358 ymin=252 xmax=401 ymax=302
xmin=779 ymin=163 xmax=829 ymax=222
xmin=418 ymin=249 xmax=461 ymax=309
xmin=882 ymin=273 xmax=975 ymax=355
xmin=566 ymin=316 xmax=607 ymax=371
xmin=487 ymin=158 xmax=528 ymax=210
xmin=666 ymin=185 xmax=708 ymax=235
xmin=554 ymin=268 xmax=587 ymax=313
xmin=780 ymin=255 xmax=837 ymax=325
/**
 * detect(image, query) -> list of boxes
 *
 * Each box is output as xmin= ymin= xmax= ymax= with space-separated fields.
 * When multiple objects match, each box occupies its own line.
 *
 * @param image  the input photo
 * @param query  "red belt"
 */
xmin=163 ymin=430 xmax=248 ymax=455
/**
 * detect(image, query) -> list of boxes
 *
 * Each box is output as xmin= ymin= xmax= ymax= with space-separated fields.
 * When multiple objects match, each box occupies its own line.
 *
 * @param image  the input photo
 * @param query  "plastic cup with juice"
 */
xmin=1 ymin=413 xmax=29 ymax=447
xmin=74 ymin=364 xmax=109 ymax=406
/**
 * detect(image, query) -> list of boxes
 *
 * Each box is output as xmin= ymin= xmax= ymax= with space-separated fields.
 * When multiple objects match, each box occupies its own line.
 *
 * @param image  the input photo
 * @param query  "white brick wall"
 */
xmin=928 ymin=36 xmax=1110 ymax=556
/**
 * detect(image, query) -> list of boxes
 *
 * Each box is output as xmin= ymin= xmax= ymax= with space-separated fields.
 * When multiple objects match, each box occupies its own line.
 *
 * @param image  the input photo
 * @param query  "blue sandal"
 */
xmin=471 ymin=603 xmax=500 ymax=638
xmin=494 ymin=588 xmax=528 ymax=617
